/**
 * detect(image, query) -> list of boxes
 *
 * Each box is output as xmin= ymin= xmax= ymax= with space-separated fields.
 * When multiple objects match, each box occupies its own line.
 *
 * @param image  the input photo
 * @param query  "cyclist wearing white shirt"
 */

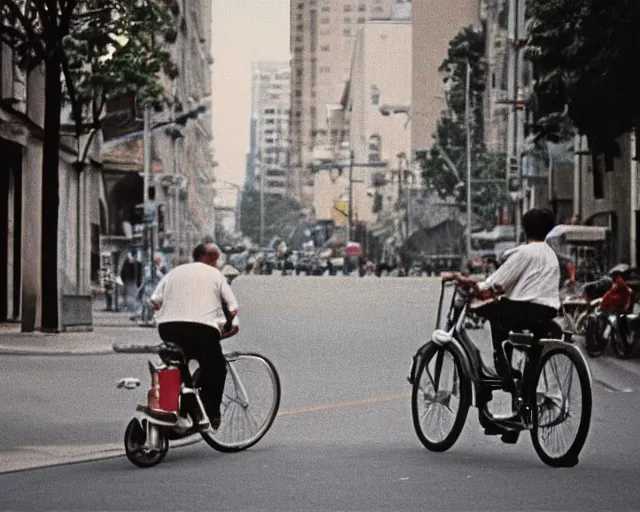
xmin=150 ymin=242 xmax=238 ymax=429
xmin=476 ymin=208 xmax=561 ymax=378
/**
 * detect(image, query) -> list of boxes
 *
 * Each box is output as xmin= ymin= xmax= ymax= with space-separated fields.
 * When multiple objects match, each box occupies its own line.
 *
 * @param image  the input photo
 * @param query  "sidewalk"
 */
xmin=0 ymin=311 xmax=153 ymax=356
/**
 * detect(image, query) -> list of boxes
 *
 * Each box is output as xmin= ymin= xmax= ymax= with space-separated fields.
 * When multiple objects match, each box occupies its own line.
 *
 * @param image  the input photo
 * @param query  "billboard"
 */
xmin=332 ymin=200 xmax=348 ymax=225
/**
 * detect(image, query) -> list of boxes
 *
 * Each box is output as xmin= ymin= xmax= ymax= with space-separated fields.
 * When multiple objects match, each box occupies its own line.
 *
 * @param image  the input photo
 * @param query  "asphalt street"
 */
xmin=1 ymin=275 xmax=640 ymax=511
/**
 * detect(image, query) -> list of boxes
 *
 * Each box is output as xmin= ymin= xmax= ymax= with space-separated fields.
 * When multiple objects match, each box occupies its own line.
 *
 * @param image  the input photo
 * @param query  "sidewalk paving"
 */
xmin=0 ymin=311 xmax=153 ymax=356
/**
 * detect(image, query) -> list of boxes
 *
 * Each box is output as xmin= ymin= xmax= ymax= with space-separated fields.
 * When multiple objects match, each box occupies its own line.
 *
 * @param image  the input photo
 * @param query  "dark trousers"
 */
xmin=158 ymin=322 xmax=226 ymax=420
xmin=478 ymin=299 xmax=559 ymax=377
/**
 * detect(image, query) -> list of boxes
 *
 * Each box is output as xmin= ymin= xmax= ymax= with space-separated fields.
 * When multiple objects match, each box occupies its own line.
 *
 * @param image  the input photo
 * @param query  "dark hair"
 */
xmin=192 ymin=243 xmax=207 ymax=262
xmin=522 ymin=208 xmax=556 ymax=241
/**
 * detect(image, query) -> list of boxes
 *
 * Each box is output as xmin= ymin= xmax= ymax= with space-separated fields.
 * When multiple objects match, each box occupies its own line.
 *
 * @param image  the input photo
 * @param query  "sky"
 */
xmin=211 ymin=1 xmax=290 ymax=190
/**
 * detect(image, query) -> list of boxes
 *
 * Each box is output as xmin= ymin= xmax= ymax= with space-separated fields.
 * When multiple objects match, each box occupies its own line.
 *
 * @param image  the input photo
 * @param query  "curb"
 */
xmin=0 ymin=436 xmax=203 ymax=475
xmin=0 ymin=346 xmax=115 ymax=356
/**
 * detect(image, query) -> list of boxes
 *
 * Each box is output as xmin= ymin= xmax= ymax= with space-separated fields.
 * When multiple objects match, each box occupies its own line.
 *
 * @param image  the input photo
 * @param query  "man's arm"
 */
xmin=149 ymin=274 xmax=168 ymax=310
xmin=478 ymin=248 xmax=528 ymax=293
xmin=220 ymin=278 xmax=239 ymax=315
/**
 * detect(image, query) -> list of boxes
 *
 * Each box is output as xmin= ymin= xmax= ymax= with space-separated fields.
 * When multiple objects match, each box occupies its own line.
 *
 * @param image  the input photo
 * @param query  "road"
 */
xmin=1 ymin=276 xmax=640 ymax=510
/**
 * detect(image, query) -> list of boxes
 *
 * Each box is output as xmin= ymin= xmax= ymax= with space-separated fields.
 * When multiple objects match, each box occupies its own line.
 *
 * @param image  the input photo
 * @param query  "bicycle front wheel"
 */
xmin=411 ymin=341 xmax=471 ymax=452
xmin=200 ymin=352 xmax=281 ymax=453
xmin=530 ymin=344 xmax=592 ymax=468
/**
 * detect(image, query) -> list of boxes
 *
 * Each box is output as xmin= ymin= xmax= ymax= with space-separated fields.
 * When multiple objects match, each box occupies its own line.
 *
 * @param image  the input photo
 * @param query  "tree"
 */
xmin=415 ymin=25 xmax=509 ymax=226
xmin=526 ymin=0 xmax=640 ymax=160
xmin=239 ymin=186 xmax=302 ymax=245
xmin=0 ymin=0 xmax=175 ymax=331
xmin=63 ymin=0 xmax=175 ymax=160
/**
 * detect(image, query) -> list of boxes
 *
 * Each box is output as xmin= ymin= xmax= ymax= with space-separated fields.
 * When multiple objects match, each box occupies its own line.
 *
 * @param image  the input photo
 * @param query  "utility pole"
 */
xmin=465 ymin=60 xmax=473 ymax=260
xmin=347 ymin=150 xmax=354 ymax=240
xmin=259 ymin=163 xmax=265 ymax=247
xmin=506 ymin=0 xmax=526 ymax=244
xmin=143 ymin=105 xmax=154 ymax=271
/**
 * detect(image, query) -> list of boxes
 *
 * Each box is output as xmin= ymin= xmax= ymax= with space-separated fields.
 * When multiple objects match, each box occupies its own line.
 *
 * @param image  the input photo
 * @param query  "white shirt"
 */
xmin=478 ymin=242 xmax=560 ymax=309
xmin=150 ymin=262 xmax=239 ymax=333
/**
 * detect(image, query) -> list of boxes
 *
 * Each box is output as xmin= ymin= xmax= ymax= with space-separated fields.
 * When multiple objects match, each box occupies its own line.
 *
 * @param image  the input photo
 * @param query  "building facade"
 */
xmin=249 ymin=61 xmax=291 ymax=197
xmin=314 ymin=18 xmax=412 ymax=231
xmin=0 ymin=44 xmax=99 ymax=331
xmin=289 ymin=0 xmax=400 ymax=207
xmin=411 ymin=0 xmax=480 ymax=154
xmin=100 ymin=0 xmax=215 ymax=279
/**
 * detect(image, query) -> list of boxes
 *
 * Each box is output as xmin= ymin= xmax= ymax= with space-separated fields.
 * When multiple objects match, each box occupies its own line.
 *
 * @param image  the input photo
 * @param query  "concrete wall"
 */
xmin=412 ymin=0 xmax=480 ymax=153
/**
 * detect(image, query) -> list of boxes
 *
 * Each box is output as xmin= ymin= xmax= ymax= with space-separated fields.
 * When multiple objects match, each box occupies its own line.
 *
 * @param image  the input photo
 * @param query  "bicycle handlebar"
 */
xmin=441 ymin=273 xmax=479 ymax=289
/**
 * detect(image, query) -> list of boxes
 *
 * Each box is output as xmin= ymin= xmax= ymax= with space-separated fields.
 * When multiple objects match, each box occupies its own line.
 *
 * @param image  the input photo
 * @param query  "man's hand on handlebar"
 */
xmin=441 ymin=273 xmax=496 ymax=300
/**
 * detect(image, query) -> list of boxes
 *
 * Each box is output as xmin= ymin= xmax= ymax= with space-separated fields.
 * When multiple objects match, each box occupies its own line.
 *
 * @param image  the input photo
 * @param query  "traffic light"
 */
xmin=508 ymin=177 xmax=520 ymax=193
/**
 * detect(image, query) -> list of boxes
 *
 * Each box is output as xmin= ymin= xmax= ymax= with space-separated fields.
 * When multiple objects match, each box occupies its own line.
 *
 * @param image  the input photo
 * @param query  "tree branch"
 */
xmin=60 ymin=47 xmax=83 ymax=137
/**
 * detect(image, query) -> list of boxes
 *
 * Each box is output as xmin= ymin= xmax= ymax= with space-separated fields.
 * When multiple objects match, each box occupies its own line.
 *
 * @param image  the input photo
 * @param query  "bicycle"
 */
xmin=408 ymin=273 xmax=593 ymax=467
xmin=584 ymin=301 xmax=639 ymax=359
xmin=114 ymin=330 xmax=281 ymax=468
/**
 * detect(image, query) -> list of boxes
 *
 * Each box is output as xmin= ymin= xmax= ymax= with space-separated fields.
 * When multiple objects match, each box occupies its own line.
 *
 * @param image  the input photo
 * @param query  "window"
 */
xmin=343 ymin=28 xmax=351 ymax=36
xmin=344 ymin=17 xmax=351 ymax=23
xmin=297 ymin=13 xmax=303 ymax=20
xmin=320 ymin=17 xmax=330 ymax=24
xmin=295 ymin=90 xmax=302 ymax=97
xmin=321 ymin=44 xmax=330 ymax=51
xmin=296 ymin=68 xmax=303 ymax=77
xmin=344 ymin=4 xmax=351 ymax=11
xmin=321 ymin=6 xmax=330 ymax=11
xmin=297 ymin=2 xmax=303 ymax=9
xmin=357 ymin=17 xmax=365 ymax=23
xmin=358 ymin=4 xmax=366 ymax=11
xmin=265 ymin=108 xmax=275 ymax=114
xmin=319 ymin=66 xmax=330 ymax=73
xmin=296 ymin=23 xmax=303 ymax=30
xmin=370 ymin=84 xmax=380 ymax=105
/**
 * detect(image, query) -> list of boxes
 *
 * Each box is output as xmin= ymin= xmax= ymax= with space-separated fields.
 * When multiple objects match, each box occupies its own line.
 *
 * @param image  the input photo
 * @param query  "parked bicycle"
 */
xmin=584 ymin=300 xmax=639 ymax=359
xmin=114 ymin=327 xmax=280 ymax=468
xmin=408 ymin=273 xmax=592 ymax=467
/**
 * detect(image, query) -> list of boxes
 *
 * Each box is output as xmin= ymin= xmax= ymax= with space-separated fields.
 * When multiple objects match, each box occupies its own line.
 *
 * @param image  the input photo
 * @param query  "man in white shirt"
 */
xmin=475 ymin=208 xmax=561 ymax=378
xmin=150 ymin=242 xmax=239 ymax=429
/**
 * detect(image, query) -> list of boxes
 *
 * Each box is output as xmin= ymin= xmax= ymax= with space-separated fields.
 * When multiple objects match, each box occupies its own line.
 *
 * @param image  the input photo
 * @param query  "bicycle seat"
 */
xmin=158 ymin=342 xmax=186 ymax=363
xmin=509 ymin=319 xmax=563 ymax=343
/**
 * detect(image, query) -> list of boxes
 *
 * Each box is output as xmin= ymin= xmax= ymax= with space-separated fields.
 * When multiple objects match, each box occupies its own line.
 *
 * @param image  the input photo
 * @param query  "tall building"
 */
xmin=313 ymin=17 xmax=412 ymax=228
xmin=249 ymin=61 xmax=291 ymax=197
xmin=289 ymin=0 xmax=401 ymax=207
xmin=411 ymin=0 xmax=480 ymax=154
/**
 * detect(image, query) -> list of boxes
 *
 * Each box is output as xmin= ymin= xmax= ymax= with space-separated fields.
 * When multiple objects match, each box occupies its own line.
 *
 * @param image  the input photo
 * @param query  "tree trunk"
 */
xmin=40 ymin=54 xmax=62 ymax=332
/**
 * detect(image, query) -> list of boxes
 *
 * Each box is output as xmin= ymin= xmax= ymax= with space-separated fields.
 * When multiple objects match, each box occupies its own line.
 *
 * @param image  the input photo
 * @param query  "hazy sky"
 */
xmin=211 ymin=1 xmax=290 ymax=189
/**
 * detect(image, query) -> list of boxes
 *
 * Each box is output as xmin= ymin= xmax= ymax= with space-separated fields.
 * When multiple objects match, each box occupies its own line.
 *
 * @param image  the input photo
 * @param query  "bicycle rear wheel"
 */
xmin=411 ymin=341 xmax=471 ymax=452
xmin=612 ymin=317 xmax=634 ymax=359
xmin=198 ymin=352 xmax=280 ymax=453
xmin=530 ymin=344 xmax=592 ymax=467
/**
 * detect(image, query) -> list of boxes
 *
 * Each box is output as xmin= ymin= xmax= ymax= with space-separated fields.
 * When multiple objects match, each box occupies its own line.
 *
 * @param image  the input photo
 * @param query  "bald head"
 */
xmin=193 ymin=242 xmax=221 ymax=267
